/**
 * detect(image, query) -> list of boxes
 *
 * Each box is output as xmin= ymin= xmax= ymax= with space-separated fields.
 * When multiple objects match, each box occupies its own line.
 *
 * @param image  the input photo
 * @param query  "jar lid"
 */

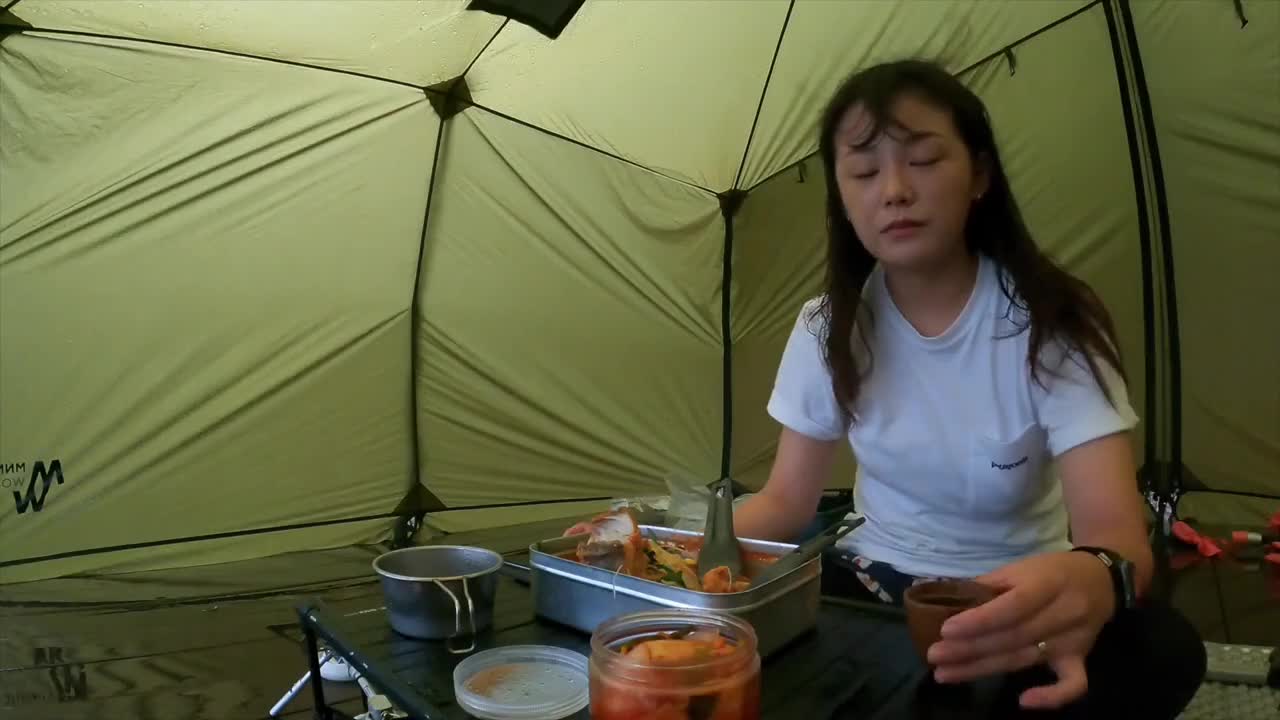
xmin=452 ymin=645 xmax=589 ymax=720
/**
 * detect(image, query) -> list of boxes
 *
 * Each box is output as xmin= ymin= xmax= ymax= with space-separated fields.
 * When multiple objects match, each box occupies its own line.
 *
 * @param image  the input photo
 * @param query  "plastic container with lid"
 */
xmin=589 ymin=609 xmax=762 ymax=720
xmin=452 ymin=645 xmax=590 ymax=720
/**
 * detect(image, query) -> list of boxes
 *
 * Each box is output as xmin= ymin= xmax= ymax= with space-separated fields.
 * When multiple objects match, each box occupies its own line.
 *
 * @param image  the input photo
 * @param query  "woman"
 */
xmin=733 ymin=60 xmax=1204 ymax=717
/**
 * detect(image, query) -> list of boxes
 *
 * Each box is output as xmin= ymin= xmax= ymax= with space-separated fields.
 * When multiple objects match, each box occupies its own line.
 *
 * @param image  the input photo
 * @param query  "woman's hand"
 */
xmin=925 ymin=551 xmax=1116 ymax=709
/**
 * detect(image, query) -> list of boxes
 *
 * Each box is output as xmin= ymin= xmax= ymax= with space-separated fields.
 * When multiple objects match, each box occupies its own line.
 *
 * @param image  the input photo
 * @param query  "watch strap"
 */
xmin=1071 ymin=545 xmax=1134 ymax=612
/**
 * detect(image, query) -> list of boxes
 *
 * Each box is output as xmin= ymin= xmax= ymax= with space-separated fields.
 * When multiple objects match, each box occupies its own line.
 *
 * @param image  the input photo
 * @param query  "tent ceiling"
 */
xmin=735 ymin=0 xmax=1094 ymax=188
xmin=8 ymin=0 xmax=1095 ymax=192
xmin=8 ymin=0 xmax=503 ymax=88
xmin=468 ymin=0 xmax=788 ymax=192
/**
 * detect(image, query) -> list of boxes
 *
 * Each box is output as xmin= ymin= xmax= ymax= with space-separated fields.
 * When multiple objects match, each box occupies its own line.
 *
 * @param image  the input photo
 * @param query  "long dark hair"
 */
xmin=814 ymin=59 xmax=1125 ymax=421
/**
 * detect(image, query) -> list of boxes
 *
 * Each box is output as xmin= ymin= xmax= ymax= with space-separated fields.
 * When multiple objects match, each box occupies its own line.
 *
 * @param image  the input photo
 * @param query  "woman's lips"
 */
xmin=882 ymin=219 xmax=925 ymax=238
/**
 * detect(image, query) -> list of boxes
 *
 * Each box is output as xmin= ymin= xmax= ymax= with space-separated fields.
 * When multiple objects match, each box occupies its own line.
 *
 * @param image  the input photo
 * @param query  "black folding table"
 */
xmin=295 ymin=559 xmax=1052 ymax=720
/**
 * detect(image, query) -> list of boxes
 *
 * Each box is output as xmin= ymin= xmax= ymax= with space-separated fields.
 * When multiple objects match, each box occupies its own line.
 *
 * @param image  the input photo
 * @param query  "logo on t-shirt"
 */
xmin=991 ymin=455 xmax=1029 ymax=471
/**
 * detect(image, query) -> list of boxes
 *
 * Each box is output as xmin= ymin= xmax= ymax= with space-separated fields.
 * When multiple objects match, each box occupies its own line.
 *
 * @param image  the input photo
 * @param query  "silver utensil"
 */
xmin=697 ymin=477 xmax=743 ymax=579
xmin=750 ymin=514 xmax=865 ymax=586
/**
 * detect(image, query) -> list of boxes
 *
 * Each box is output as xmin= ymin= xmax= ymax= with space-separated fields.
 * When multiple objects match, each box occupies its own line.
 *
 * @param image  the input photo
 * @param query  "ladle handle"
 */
xmin=757 ymin=515 xmax=865 ymax=584
xmin=698 ymin=476 xmax=741 ymax=577
xmin=707 ymin=477 xmax=736 ymax=541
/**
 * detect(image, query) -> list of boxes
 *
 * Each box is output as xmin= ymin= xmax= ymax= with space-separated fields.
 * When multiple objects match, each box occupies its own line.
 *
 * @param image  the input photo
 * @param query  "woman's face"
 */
xmin=832 ymin=93 xmax=988 ymax=272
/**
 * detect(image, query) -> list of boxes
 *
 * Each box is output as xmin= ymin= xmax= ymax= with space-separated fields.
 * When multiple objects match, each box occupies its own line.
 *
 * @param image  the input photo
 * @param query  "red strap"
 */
xmin=1171 ymin=520 xmax=1222 ymax=557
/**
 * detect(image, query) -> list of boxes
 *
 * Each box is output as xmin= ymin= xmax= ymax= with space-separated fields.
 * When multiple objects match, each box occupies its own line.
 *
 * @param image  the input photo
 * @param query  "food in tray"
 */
xmin=568 ymin=509 xmax=650 ymax=577
xmin=591 ymin=626 xmax=761 ymax=720
xmin=560 ymin=510 xmax=775 ymax=593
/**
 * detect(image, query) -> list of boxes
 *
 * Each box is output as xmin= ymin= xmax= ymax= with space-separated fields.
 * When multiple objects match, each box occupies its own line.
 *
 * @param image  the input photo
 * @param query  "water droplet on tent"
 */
xmin=199 ymin=23 xmax=209 ymax=31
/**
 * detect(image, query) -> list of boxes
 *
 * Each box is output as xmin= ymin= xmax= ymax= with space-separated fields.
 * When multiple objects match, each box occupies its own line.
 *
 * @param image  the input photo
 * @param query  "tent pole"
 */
xmin=1118 ymin=0 xmax=1184 ymax=512
xmin=1103 ymin=0 xmax=1164 ymax=515
xmin=1103 ymin=0 xmax=1176 ymax=602
xmin=718 ymin=191 xmax=748 ymax=482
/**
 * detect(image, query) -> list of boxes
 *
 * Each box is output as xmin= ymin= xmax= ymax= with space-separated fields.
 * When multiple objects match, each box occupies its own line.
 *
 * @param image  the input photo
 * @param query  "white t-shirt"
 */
xmin=767 ymin=253 xmax=1139 ymax=579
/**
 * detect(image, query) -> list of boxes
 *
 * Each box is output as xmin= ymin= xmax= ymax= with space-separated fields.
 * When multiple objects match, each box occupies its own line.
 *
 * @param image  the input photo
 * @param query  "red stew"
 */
xmin=590 ymin=615 xmax=762 ymax=720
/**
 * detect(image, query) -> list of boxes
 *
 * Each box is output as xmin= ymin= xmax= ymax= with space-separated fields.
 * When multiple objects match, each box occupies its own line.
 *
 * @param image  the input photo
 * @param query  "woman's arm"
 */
xmin=1057 ymin=430 xmax=1154 ymax=595
xmin=925 ymin=431 xmax=1153 ymax=707
xmin=733 ymin=428 xmax=841 ymax=542
xmin=924 ymin=340 xmax=1152 ymax=708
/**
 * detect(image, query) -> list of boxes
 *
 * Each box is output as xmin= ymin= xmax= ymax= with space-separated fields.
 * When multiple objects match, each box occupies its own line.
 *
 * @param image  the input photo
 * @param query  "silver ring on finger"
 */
xmin=1035 ymin=640 xmax=1048 ymax=658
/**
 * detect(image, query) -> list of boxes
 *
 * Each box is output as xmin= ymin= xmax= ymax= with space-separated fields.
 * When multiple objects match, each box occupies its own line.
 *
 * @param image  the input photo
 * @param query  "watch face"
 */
xmin=1115 ymin=556 xmax=1136 ymax=606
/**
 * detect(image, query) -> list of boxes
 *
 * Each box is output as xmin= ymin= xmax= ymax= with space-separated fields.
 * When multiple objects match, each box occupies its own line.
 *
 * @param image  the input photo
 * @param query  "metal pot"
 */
xmin=372 ymin=545 xmax=503 ymax=654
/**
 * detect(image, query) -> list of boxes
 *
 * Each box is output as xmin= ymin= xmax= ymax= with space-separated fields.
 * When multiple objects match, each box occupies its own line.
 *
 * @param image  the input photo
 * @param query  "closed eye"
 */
xmin=910 ymin=157 xmax=941 ymax=167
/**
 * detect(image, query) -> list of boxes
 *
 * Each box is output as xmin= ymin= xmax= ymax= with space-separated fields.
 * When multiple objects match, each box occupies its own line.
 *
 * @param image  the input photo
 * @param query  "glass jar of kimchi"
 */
xmin=589 ymin=609 xmax=761 ymax=720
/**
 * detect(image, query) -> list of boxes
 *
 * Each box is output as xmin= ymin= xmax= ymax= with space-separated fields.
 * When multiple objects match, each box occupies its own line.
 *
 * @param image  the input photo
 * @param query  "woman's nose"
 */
xmin=881 ymin=163 xmax=915 ymax=206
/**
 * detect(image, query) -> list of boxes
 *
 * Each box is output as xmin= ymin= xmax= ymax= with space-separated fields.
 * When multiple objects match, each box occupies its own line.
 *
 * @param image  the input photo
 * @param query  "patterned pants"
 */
xmin=822 ymin=549 xmax=947 ymax=606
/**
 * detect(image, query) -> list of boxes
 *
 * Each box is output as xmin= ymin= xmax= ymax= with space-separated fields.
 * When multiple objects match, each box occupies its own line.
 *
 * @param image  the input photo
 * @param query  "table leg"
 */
xmin=303 ymin=623 xmax=333 ymax=720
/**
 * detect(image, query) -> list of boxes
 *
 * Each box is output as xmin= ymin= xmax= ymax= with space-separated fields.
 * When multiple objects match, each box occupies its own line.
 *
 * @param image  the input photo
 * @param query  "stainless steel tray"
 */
xmin=529 ymin=525 xmax=821 ymax=658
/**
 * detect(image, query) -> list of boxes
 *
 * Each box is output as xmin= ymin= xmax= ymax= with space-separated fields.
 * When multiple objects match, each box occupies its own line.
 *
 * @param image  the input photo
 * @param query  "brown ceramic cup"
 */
xmin=903 ymin=579 xmax=1000 ymax=665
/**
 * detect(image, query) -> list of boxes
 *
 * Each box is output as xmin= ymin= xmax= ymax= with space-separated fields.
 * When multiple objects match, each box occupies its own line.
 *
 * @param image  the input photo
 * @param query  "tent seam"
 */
xmin=1179 ymin=488 xmax=1280 ymax=502
xmin=0 ymin=496 xmax=615 ymax=568
xmin=418 ymin=82 xmax=717 ymax=196
xmin=403 ymin=105 xmax=452 ymax=538
xmin=733 ymin=0 xmax=796 ymax=191
xmin=0 ymin=512 xmax=402 ymax=569
xmin=3 ymin=25 xmax=721 ymax=198
xmin=721 ymin=209 xmax=735 ymax=481
xmin=460 ymin=18 xmax=509 ymax=80
xmin=1 ymin=24 xmax=426 ymax=92
xmin=744 ymin=0 xmax=1105 ymax=193
xmin=462 ymin=99 xmax=719 ymax=196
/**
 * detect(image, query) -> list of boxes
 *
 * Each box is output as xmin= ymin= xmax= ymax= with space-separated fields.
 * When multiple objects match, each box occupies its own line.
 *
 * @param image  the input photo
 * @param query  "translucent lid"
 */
xmin=452 ymin=645 xmax=590 ymax=720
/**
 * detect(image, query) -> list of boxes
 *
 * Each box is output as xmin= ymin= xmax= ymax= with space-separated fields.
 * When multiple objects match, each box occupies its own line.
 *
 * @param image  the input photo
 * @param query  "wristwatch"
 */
xmin=1071 ymin=546 xmax=1137 ymax=615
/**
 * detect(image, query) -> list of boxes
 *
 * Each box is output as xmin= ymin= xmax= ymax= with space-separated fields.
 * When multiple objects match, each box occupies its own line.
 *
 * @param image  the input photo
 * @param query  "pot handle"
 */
xmin=432 ymin=578 xmax=477 ymax=655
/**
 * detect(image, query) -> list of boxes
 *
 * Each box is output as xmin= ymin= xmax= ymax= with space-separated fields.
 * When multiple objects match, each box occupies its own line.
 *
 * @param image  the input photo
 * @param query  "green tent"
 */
xmin=1 ymin=0 xmax=1276 ymax=585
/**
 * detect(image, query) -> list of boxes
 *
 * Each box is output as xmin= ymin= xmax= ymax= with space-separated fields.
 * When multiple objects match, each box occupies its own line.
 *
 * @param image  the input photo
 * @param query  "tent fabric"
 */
xmin=1128 ymin=0 xmax=1280 ymax=500
xmin=735 ymin=0 xmax=1097 ymax=189
xmin=1 ymin=0 xmax=1276 ymax=584
xmin=731 ymin=155 xmax=849 ymax=492
xmin=415 ymin=107 xmax=724 ymax=508
xmin=0 ymin=28 xmax=434 ymax=582
xmin=5 ymin=0 xmax=502 ymax=88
